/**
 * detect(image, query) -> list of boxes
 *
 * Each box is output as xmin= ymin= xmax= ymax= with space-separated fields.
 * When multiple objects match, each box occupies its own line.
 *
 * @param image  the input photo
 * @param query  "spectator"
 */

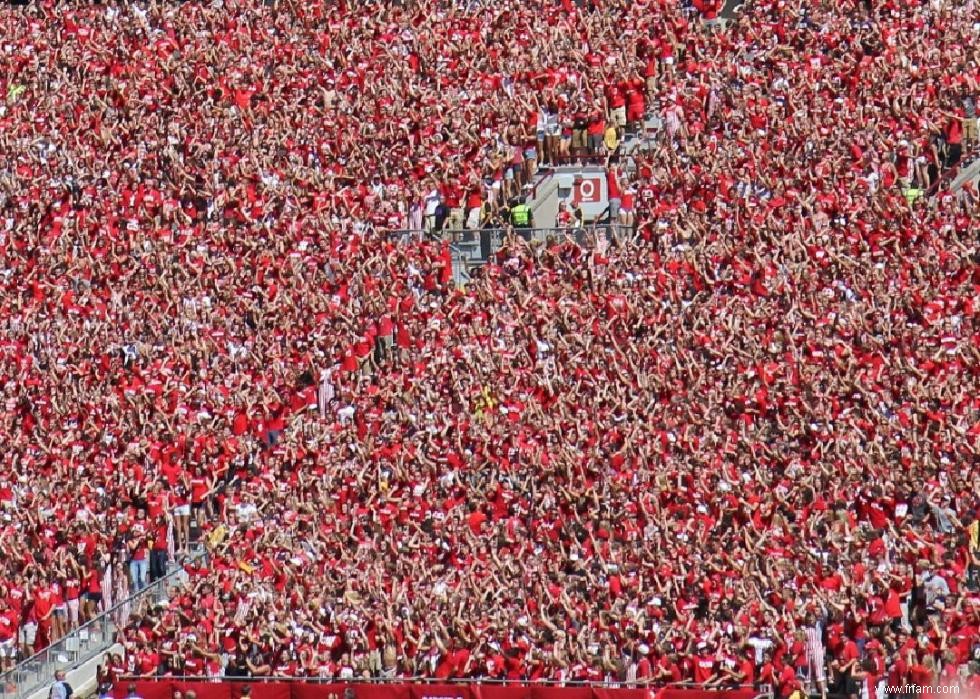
xmin=48 ymin=671 xmax=72 ymax=699
xmin=510 ymin=197 xmax=533 ymax=229
xmin=0 ymin=597 xmax=16 ymax=673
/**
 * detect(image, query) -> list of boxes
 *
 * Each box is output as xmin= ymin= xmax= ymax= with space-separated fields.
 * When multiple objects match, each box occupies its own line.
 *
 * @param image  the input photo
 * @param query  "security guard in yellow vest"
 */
xmin=510 ymin=198 xmax=533 ymax=228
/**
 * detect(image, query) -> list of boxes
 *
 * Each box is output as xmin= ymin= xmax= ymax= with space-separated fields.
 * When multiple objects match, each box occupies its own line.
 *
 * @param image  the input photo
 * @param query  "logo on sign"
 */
xmin=572 ymin=177 xmax=602 ymax=204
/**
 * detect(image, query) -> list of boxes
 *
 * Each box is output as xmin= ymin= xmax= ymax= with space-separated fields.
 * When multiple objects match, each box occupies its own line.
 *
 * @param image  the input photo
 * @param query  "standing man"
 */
xmin=605 ymin=162 xmax=622 ymax=224
xmin=510 ymin=197 xmax=533 ymax=229
xmin=149 ymin=515 xmax=171 ymax=583
xmin=0 ymin=596 xmax=17 ymax=672
xmin=805 ymin=611 xmax=828 ymax=698
xmin=128 ymin=515 xmax=149 ymax=593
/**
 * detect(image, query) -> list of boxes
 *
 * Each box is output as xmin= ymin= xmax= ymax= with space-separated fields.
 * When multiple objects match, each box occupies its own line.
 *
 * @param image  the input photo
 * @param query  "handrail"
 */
xmin=528 ymin=173 xmax=561 ymax=216
xmin=528 ymin=168 xmax=558 ymax=202
xmin=116 ymin=676 xmax=756 ymax=689
xmin=949 ymin=153 xmax=980 ymax=191
xmin=387 ymin=224 xmax=633 ymax=241
xmin=0 ymin=547 xmax=209 ymax=699
xmin=383 ymin=224 xmax=634 ymax=281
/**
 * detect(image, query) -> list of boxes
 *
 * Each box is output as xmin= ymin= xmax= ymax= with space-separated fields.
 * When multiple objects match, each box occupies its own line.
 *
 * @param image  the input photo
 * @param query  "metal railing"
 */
xmin=0 ymin=547 xmax=208 ymax=699
xmin=389 ymin=224 xmax=633 ymax=252
xmin=479 ymin=224 xmax=633 ymax=250
xmin=115 ymin=676 xmax=756 ymax=690
xmin=387 ymin=224 xmax=632 ymax=243
xmin=385 ymin=225 xmax=633 ymax=286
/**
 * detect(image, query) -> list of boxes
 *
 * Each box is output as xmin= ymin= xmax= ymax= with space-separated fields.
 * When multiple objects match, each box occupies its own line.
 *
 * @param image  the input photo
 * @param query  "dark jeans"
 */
xmin=945 ymin=141 xmax=962 ymax=168
xmin=264 ymin=429 xmax=281 ymax=447
xmin=149 ymin=549 xmax=168 ymax=582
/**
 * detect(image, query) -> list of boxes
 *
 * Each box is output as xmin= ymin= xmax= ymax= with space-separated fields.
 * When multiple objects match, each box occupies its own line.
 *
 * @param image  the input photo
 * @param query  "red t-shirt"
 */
xmin=130 ymin=525 xmax=148 ymax=561
xmin=33 ymin=589 xmax=53 ymax=620
xmin=607 ymin=168 xmax=621 ymax=198
xmin=0 ymin=610 xmax=16 ymax=641
xmin=147 ymin=493 xmax=167 ymax=518
xmin=190 ymin=476 xmax=209 ymax=503
xmin=840 ymin=640 xmax=859 ymax=664
xmin=946 ymin=117 xmax=963 ymax=145
xmin=153 ymin=524 xmax=170 ymax=551
xmin=740 ymin=657 xmax=756 ymax=684
xmin=693 ymin=654 xmax=716 ymax=683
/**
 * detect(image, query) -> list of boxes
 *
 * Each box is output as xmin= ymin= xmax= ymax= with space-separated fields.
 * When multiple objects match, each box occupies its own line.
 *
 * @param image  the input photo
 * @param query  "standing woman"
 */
xmin=172 ymin=471 xmax=191 ymax=554
xmin=110 ymin=554 xmax=132 ymax=626
xmin=559 ymin=110 xmax=573 ymax=165
xmin=189 ymin=466 xmax=215 ymax=533
xmin=534 ymin=95 xmax=547 ymax=168
xmin=408 ymin=187 xmax=423 ymax=231
xmin=49 ymin=573 xmax=68 ymax=642
xmin=543 ymin=96 xmax=561 ymax=167
xmin=523 ymin=120 xmax=539 ymax=185
xmin=62 ymin=557 xmax=84 ymax=632
xmin=83 ymin=557 xmax=105 ymax=622
xmin=504 ymin=124 xmax=525 ymax=198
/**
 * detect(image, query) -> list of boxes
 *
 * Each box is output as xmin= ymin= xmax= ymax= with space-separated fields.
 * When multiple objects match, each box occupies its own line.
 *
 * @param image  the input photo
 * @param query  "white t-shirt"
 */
xmin=423 ymin=189 xmax=441 ymax=217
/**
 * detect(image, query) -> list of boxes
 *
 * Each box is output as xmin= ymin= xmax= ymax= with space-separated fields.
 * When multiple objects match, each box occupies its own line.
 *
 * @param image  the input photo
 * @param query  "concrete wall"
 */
xmin=952 ymin=156 xmax=980 ymax=191
xmin=527 ymin=166 xmax=610 ymax=227
xmin=25 ymin=643 xmax=124 ymax=699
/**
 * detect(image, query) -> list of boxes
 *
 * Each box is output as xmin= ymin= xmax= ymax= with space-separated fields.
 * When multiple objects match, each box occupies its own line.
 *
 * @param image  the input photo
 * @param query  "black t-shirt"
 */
xmin=225 ymin=655 xmax=250 ymax=678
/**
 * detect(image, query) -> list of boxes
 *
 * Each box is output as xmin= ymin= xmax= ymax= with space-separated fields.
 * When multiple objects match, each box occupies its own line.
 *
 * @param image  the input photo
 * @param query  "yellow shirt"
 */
xmin=604 ymin=126 xmax=619 ymax=151
xmin=474 ymin=386 xmax=496 ymax=419
xmin=207 ymin=523 xmax=228 ymax=548
xmin=6 ymin=84 xmax=25 ymax=102
xmin=903 ymin=187 xmax=924 ymax=206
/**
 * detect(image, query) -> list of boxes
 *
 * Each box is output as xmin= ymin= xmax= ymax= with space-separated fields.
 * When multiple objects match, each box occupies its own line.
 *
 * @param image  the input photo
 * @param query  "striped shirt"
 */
xmin=805 ymin=624 xmax=826 ymax=682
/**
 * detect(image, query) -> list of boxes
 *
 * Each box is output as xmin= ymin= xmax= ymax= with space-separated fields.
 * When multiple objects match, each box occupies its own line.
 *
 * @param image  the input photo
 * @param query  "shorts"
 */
xmin=0 ymin=638 xmax=15 ymax=658
xmin=535 ymin=130 xmax=545 ymax=141
xmin=19 ymin=623 xmax=37 ymax=647
xmin=367 ymin=649 xmax=382 ymax=674
xmin=446 ymin=207 xmax=464 ymax=230
xmin=54 ymin=606 xmax=67 ymax=618
xmin=192 ymin=501 xmax=205 ymax=512
xmin=608 ymin=197 xmax=622 ymax=220
xmin=504 ymin=168 xmax=515 ymax=181
xmin=545 ymin=123 xmax=561 ymax=137
xmin=588 ymin=133 xmax=604 ymax=152
xmin=523 ymin=147 xmax=537 ymax=160
xmin=174 ymin=504 xmax=190 ymax=517
xmin=85 ymin=591 xmax=103 ymax=604
xmin=964 ymin=117 xmax=978 ymax=141
xmin=611 ymin=106 xmax=627 ymax=127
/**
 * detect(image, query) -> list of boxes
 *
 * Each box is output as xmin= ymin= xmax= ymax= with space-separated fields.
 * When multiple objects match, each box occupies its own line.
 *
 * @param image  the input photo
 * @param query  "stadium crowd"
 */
xmin=1 ymin=0 xmax=979 ymax=695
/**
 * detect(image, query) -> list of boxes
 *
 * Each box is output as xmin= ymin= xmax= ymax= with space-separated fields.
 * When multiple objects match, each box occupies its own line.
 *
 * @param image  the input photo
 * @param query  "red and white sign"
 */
xmin=572 ymin=177 xmax=603 ymax=204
